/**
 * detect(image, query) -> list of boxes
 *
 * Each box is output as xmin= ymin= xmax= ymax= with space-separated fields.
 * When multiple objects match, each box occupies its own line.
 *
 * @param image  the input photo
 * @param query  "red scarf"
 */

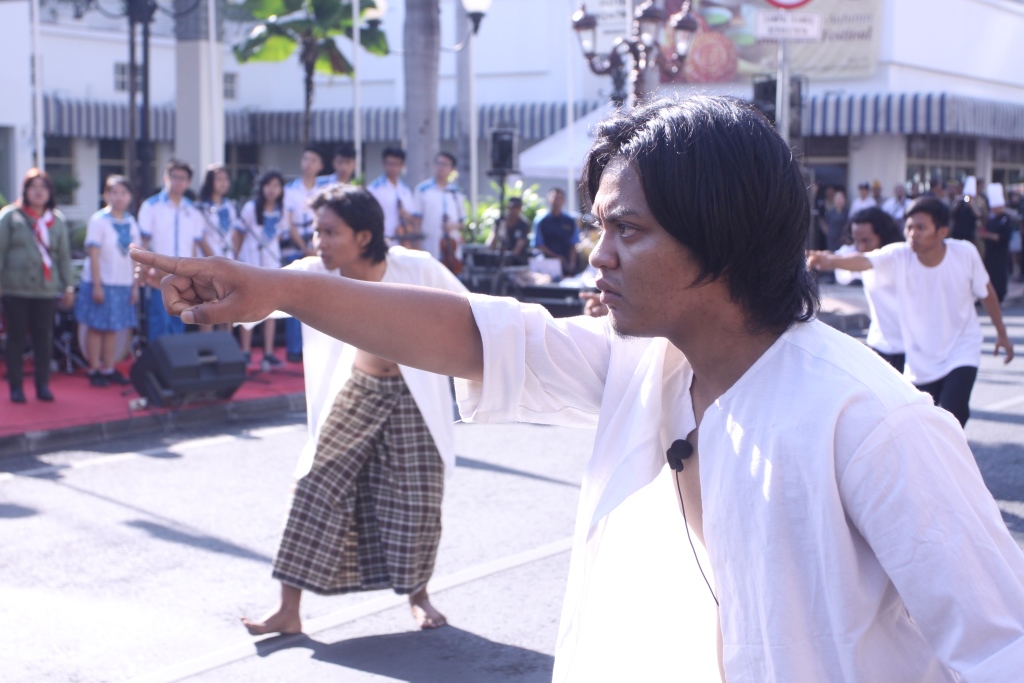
xmin=22 ymin=205 xmax=55 ymax=282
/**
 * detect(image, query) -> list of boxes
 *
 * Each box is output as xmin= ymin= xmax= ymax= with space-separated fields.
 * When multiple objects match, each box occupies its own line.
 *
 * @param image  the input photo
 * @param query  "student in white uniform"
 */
xmin=136 ymin=96 xmax=1024 ymax=682
xmin=316 ymin=142 xmax=357 ymax=187
xmin=366 ymin=147 xmax=415 ymax=243
xmin=234 ymin=171 xmax=290 ymax=369
xmin=412 ymin=152 xmax=466 ymax=261
xmin=810 ymin=197 xmax=1014 ymax=426
xmin=196 ymin=164 xmax=239 ymax=260
xmin=138 ymin=159 xmax=207 ymax=340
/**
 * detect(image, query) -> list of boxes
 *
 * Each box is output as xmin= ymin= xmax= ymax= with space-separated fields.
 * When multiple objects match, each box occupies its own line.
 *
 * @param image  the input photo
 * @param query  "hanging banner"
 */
xmin=661 ymin=0 xmax=880 ymax=84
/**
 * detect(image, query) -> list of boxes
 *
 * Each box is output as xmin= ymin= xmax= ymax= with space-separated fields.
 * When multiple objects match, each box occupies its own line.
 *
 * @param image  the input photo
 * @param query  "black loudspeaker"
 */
xmin=130 ymin=331 xmax=247 ymax=407
xmin=490 ymin=127 xmax=519 ymax=174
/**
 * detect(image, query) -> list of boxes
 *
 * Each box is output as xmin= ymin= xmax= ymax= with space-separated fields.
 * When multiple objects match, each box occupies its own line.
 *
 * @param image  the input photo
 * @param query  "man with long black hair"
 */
xmin=134 ymin=96 xmax=1024 ymax=681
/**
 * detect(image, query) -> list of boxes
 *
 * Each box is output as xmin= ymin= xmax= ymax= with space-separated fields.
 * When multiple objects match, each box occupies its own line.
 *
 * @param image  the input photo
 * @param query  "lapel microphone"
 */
xmin=666 ymin=439 xmax=694 ymax=472
xmin=666 ymin=436 xmax=719 ymax=606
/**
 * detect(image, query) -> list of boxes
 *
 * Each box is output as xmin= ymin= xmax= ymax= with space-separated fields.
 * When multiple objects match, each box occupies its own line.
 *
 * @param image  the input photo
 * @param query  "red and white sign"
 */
xmin=766 ymin=0 xmax=814 ymax=8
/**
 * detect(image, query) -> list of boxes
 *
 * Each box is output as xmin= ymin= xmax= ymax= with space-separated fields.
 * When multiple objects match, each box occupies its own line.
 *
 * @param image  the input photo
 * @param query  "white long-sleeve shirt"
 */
xmin=455 ymin=296 xmax=1024 ymax=682
xmin=286 ymin=247 xmax=468 ymax=479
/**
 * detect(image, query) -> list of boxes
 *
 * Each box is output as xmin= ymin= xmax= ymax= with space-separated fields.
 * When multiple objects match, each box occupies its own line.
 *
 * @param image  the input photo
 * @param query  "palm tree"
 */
xmin=404 ymin=0 xmax=441 ymax=186
xmin=234 ymin=0 xmax=389 ymax=147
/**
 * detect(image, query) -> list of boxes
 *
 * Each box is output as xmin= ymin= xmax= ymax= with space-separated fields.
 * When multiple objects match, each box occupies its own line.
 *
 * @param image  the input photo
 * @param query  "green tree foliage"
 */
xmin=233 ymin=0 xmax=388 ymax=147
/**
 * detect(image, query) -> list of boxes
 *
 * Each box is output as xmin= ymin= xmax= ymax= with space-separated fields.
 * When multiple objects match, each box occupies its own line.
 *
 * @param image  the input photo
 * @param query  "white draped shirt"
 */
xmin=455 ymin=295 xmax=1024 ymax=683
xmin=284 ymin=247 xmax=467 ymax=479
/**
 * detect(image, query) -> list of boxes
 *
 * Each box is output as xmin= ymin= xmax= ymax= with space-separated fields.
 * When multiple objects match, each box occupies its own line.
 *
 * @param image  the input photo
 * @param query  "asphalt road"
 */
xmin=2 ymin=307 xmax=1024 ymax=683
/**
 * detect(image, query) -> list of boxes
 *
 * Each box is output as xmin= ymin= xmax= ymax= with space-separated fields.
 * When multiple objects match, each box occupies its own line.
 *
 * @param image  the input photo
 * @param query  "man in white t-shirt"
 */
xmin=138 ymin=159 xmax=207 ymax=341
xmin=366 ymin=147 xmax=415 ymax=243
xmin=881 ymin=183 xmax=912 ymax=223
xmin=412 ymin=152 xmax=466 ymax=261
xmin=136 ymin=97 xmax=1024 ymax=682
xmin=848 ymin=181 xmax=877 ymax=216
xmin=810 ymin=197 xmax=1014 ymax=426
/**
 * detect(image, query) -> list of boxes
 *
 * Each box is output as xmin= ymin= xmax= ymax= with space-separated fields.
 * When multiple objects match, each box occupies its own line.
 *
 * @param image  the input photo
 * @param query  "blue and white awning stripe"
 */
xmin=43 ymin=95 xmax=175 ymax=142
xmin=225 ymin=110 xmax=252 ymax=144
xmin=803 ymin=93 xmax=1024 ymax=141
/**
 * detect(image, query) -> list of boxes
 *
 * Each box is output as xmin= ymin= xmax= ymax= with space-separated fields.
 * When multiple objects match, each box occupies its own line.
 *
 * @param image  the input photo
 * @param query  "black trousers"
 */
xmin=915 ymin=366 xmax=978 ymax=427
xmin=2 ymin=295 xmax=55 ymax=390
xmin=871 ymin=348 xmax=905 ymax=374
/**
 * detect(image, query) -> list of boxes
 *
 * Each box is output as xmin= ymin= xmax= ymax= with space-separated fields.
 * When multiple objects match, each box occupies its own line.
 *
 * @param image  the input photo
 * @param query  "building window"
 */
xmin=44 ymin=136 xmax=76 ymax=205
xmin=906 ymin=135 xmax=976 ymax=190
xmin=225 ymin=143 xmax=259 ymax=199
xmin=114 ymin=63 xmax=142 ymax=93
xmin=991 ymin=140 xmax=1024 ymax=186
xmin=224 ymin=73 xmax=237 ymax=101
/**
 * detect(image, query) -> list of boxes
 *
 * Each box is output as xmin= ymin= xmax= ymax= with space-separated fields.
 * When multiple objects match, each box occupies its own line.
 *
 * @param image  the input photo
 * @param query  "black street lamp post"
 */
xmin=572 ymin=0 xmax=698 ymax=107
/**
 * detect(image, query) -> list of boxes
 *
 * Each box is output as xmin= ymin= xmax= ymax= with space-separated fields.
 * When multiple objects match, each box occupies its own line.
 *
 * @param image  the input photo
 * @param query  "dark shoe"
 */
xmin=286 ymin=352 xmax=303 ymax=364
xmin=242 ymin=351 xmax=252 ymax=365
xmin=36 ymin=385 xmax=54 ymax=402
xmin=263 ymin=353 xmax=284 ymax=367
xmin=10 ymin=387 xmax=26 ymax=403
xmin=104 ymin=370 xmax=131 ymax=386
xmin=89 ymin=371 xmax=110 ymax=388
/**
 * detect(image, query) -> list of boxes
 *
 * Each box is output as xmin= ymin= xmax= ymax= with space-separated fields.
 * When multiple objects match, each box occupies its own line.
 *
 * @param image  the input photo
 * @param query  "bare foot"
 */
xmin=241 ymin=608 xmax=303 ymax=636
xmin=409 ymin=587 xmax=447 ymax=630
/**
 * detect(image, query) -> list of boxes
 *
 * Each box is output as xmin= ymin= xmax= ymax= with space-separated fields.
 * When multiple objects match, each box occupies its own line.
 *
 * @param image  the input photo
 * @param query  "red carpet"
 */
xmin=0 ymin=349 xmax=304 ymax=438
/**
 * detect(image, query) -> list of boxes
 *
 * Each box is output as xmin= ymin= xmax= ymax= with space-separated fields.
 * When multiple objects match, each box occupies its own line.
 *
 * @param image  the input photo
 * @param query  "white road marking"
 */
xmin=0 ymin=424 xmax=306 ymax=484
xmin=123 ymin=536 xmax=574 ymax=683
xmin=978 ymin=393 xmax=1024 ymax=413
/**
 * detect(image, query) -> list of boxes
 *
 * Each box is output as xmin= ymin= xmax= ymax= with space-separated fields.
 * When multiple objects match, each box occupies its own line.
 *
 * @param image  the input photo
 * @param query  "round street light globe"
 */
xmin=363 ymin=0 xmax=388 ymax=21
xmin=461 ymin=0 xmax=493 ymax=13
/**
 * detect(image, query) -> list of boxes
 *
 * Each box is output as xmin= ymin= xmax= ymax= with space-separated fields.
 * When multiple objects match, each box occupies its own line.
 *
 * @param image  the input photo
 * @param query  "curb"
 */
xmin=0 ymin=392 xmax=307 ymax=459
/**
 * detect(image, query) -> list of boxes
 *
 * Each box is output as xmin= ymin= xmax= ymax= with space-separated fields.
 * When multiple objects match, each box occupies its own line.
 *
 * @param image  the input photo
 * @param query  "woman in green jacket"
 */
xmin=0 ymin=169 xmax=75 ymax=403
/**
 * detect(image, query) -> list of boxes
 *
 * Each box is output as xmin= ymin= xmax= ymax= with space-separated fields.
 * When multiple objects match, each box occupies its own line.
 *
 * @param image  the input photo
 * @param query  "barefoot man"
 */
xmin=134 ymin=97 xmax=1024 ymax=681
xmin=240 ymin=185 xmax=465 ymax=634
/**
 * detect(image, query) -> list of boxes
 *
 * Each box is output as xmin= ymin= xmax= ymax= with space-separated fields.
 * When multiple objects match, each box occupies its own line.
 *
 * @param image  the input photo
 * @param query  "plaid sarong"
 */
xmin=272 ymin=368 xmax=445 ymax=595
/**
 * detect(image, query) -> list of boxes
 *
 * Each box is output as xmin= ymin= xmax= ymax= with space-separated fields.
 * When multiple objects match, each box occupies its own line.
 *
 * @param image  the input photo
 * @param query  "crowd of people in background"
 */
xmin=0 ymin=143 xmax=601 ymax=403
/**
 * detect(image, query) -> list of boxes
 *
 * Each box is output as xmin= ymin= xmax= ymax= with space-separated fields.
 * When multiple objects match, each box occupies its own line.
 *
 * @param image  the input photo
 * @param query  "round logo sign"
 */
xmin=765 ymin=0 xmax=814 ymax=8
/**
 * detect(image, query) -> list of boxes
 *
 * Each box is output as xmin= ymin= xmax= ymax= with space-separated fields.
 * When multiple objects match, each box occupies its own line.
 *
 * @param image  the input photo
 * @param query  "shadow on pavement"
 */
xmin=254 ymin=627 xmax=553 ymax=682
xmin=124 ymin=519 xmax=273 ymax=564
xmin=972 ymin=441 xmax=1024 ymax=503
xmin=455 ymin=455 xmax=579 ymax=489
xmin=0 ymin=502 xmax=38 ymax=518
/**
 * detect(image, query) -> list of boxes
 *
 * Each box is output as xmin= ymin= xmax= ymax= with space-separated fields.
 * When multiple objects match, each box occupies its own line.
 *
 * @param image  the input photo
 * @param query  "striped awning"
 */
xmin=803 ymin=93 xmax=1024 ymax=141
xmin=43 ymin=95 xmax=175 ymax=142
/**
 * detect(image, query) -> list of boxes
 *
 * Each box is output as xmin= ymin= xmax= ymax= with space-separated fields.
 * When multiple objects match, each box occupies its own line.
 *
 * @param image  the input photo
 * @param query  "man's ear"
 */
xmin=938 ymin=225 xmax=951 ymax=239
xmin=355 ymin=229 xmax=372 ymax=248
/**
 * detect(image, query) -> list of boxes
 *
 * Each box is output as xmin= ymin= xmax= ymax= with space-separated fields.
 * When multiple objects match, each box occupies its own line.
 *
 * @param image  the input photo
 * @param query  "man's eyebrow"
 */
xmin=594 ymin=208 xmax=642 ymax=222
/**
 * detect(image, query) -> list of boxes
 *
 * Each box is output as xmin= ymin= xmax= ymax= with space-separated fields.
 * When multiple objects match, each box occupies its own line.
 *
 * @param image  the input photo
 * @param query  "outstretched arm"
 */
xmin=981 ymin=283 xmax=1015 ymax=364
xmin=130 ymin=250 xmax=485 ymax=382
xmin=806 ymin=250 xmax=874 ymax=272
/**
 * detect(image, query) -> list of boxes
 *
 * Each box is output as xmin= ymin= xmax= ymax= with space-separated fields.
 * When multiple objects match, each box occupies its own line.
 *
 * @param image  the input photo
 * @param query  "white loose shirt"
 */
xmin=849 ymin=195 xmax=877 ymax=216
xmin=138 ymin=191 xmax=204 ymax=259
xmin=81 ymin=209 xmax=140 ymax=287
xmin=456 ymin=297 xmax=1024 ymax=682
xmin=862 ymin=267 xmax=904 ymax=354
xmin=866 ymin=240 xmax=989 ymax=384
xmin=285 ymin=247 xmax=468 ymax=480
xmin=367 ymin=174 xmax=415 ymax=239
xmin=412 ymin=179 xmax=466 ymax=260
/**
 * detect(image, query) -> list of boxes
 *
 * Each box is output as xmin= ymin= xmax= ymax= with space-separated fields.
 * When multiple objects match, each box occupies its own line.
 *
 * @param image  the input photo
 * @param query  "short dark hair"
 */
xmin=508 ymin=196 xmax=523 ymax=207
xmin=20 ymin=168 xmax=57 ymax=211
xmin=104 ymin=174 xmax=133 ymax=195
xmin=199 ymin=164 xmax=230 ymax=203
xmin=165 ymin=158 xmax=193 ymax=179
xmin=382 ymin=147 xmax=406 ymax=162
xmin=548 ymin=187 xmax=566 ymax=197
xmin=334 ymin=142 xmax=356 ymax=160
xmin=849 ymin=207 xmax=902 ymax=247
xmin=310 ymin=184 xmax=388 ymax=264
xmin=581 ymin=95 xmax=818 ymax=334
xmin=435 ymin=151 xmax=457 ymax=168
xmin=906 ymin=197 xmax=950 ymax=229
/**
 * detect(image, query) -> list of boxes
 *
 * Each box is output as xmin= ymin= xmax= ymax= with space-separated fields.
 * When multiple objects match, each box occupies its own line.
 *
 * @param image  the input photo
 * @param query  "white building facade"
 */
xmin=1 ymin=0 xmax=1023 ymax=221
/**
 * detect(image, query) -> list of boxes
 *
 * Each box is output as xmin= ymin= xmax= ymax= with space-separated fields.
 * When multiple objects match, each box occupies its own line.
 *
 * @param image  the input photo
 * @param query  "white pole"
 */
xmin=468 ymin=29 xmax=478 ymax=223
xmin=566 ymin=0 xmax=576 ymax=215
xmin=776 ymin=39 xmax=790 ymax=146
xmin=353 ymin=2 xmax=362 ymax=179
xmin=30 ymin=0 xmax=45 ymax=171
xmin=207 ymin=0 xmax=220 ymax=164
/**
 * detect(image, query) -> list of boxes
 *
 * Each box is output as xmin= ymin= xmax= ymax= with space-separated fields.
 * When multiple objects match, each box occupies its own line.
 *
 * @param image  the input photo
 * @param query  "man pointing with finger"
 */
xmin=134 ymin=96 xmax=1024 ymax=681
